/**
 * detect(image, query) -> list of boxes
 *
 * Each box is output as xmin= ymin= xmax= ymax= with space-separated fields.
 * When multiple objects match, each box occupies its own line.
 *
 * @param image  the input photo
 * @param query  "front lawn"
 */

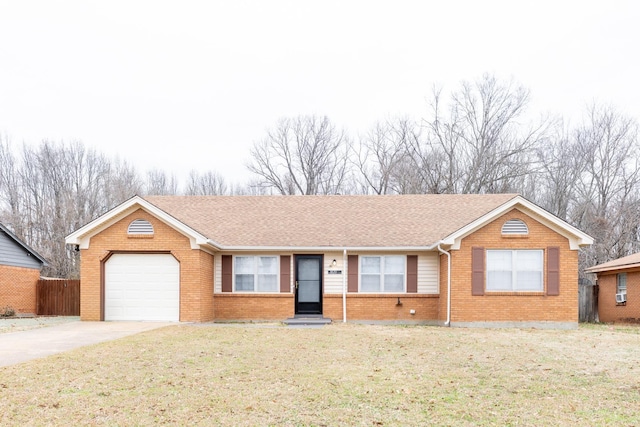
xmin=1 ymin=323 xmax=639 ymax=426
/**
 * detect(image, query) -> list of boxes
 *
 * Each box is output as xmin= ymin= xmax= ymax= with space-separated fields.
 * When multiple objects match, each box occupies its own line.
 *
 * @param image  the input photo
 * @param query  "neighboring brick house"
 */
xmin=65 ymin=194 xmax=593 ymax=328
xmin=0 ymin=223 xmax=48 ymax=314
xmin=586 ymin=253 xmax=640 ymax=323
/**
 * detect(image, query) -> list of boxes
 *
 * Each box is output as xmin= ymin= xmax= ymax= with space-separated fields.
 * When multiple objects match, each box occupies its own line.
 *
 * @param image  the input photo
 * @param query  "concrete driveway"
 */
xmin=0 ymin=319 xmax=174 ymax=367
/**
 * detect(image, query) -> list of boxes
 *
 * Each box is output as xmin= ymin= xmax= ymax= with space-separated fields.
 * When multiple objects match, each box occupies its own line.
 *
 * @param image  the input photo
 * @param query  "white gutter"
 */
xmin=342 ymin=249 xmax=347 ymax=323
xmin=437 ymin=244 xmax=451 ymax=327
xmin=205 ymin=243 xmax=436 ymax=252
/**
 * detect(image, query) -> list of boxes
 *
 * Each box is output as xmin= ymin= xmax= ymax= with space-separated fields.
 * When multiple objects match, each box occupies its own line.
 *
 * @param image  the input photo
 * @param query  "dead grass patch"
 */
xmin=1 ymin=323 xmax=639 ymax=426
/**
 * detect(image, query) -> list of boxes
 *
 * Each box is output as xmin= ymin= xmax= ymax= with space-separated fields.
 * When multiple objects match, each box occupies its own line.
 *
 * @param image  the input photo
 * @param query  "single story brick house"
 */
xmin=65 ymin=194 xmax=593 ymax=328
xmin=586 ymin=253 xmax=640 ymax=323
xmin=0 ymin=222 xmax=48 ymax=314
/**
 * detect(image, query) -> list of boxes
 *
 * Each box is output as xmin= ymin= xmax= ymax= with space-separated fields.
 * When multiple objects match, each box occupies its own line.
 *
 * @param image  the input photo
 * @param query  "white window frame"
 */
xmin=486 ymin=249 xmax=543 ymax=292
xmin=359 ymin=255 xmax=406 ymax=293
xmin=234 ymin=256 xmax=279 ymax=293
xmin=617 ymin=273 xmax=627 ymax=294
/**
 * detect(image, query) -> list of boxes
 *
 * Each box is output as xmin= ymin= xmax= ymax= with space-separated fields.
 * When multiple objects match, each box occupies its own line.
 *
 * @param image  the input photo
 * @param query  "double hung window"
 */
xmin=234 ymin=256 xmax=278 ymax=292
xmin=486 ymin=250 xmax=543 ymax=291
xmin=617 ymin=273 xmax=627 ymax=294
xmin=360 ymin=256 xmax=405 ymax=292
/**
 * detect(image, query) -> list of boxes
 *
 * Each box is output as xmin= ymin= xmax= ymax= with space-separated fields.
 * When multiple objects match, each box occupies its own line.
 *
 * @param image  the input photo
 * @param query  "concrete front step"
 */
xmin=283 ymin=316 xmax=332 ymax=326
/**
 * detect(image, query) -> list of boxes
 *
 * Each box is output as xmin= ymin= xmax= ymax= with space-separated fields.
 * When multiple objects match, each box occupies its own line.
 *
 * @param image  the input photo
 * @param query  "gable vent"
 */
xmin=502 ymin=219 xmax=528 ymax=235
xmin=128 ymin=219 xmax=154 ymax=235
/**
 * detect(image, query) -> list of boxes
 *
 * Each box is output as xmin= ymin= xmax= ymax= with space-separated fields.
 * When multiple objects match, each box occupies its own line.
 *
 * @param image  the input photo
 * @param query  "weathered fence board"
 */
xmin=579 ymin=284 xmax=598 ymax=323
xmin=36 ymin=279 xmax=80 ymax=316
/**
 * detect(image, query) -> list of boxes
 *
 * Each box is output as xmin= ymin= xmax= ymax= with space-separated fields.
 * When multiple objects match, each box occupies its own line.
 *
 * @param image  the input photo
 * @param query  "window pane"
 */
xmin=361 ymin=274 xmax=380 ymax=292
xmin=258 ymin=257 xmax=277 ymax=274
xmin=361 ymin=257 xmax=381 ymax=274
xmin=487 ymin=251 xmax=511 ymax=270
xmin=515 ymin=251 xmax=543 ymax=291
xmin=236 ymin=274 xmax=254 ymax=291
xmin=487 ymin=251 xmax=512 ymax=290
xmin=516 ymin=250 xmax=542 ymax=270
xmin=384 ymin=274 xmax=404 ymax=292
xmin=515 ymin=271 xmax=542 ymax=290
xmin=258 ymin=274 xmax=278 ymax=292
xmin=235 ymin=257 xmax=253 ymax=274
xmin=487 ymin=271 xmax=512 ymax=290
xmin=385 ymin=256 xmax=405 ymax=274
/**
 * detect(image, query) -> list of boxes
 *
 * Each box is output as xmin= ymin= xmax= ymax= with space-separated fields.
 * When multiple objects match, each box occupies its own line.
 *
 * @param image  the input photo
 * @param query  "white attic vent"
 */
xmin=502 ymin=219 xmax=528 ymax=235
xmin=128 ymin=219 xmax=154 ymax=235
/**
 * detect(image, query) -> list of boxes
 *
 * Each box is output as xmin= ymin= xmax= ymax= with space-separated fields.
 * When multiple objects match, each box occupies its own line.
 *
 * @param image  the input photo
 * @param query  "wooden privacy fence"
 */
xmin=36 ymin=279 xmax=80 ymax=316
xmin=579 ymin=284 xmax=598 ymax=323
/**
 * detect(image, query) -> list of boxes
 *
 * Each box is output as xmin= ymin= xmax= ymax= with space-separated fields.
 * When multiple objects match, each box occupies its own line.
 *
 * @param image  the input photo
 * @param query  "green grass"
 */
xmin=1 ymin=323 xmax=640 ymax=426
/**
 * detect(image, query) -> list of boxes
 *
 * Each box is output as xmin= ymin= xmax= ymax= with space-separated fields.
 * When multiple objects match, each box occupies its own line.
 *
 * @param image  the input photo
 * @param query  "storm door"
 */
xmin=295 ymin=255 xmax=323 ymax=314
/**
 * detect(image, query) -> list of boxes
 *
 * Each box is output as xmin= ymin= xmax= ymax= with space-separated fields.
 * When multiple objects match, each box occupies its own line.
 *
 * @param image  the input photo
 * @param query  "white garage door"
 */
xmin=105 ymin=253 xmax=180 ymax=321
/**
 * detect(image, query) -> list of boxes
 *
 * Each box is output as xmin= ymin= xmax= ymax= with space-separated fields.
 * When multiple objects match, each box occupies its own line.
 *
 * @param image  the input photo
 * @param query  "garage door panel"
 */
xmin=105 ymin=254 xmax=180 ymax=321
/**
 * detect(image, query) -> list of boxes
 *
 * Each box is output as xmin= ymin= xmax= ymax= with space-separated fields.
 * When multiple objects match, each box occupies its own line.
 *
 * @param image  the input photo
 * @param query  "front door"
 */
xmin=295 ymin=255 xmax=323 ymax=314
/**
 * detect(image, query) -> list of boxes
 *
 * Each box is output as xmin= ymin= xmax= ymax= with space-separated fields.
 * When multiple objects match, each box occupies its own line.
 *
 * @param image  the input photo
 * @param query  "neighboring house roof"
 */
xmin=585 ymin=253 xmax=640 ymax=274
xmin=66 ymin=194 xmax=594 ymax=251
xmin=0 ymin=222 xmax=48 ymax=268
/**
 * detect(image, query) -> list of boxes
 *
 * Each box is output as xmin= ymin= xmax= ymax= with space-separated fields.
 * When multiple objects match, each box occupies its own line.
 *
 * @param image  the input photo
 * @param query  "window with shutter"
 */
xmin=486 ymin=250 xmax=543 ymax=292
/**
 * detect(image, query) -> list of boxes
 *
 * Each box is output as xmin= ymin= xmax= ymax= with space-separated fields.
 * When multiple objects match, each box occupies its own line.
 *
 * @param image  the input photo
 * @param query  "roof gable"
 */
xmin=440 ymin=196 xmax=593 ymax=250
xmin=0 ymin=223 xmax=48 ymax=267
xmin=65 ymin=196 xmax=210 ymax=250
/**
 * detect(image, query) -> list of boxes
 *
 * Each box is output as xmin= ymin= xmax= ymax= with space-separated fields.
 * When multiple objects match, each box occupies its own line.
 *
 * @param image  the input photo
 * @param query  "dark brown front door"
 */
xmin=295 ymin=255 xmax=323 ymax=314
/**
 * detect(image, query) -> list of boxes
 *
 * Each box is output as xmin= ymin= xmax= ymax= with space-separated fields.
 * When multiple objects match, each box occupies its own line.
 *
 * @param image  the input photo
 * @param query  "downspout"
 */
xmin=437 ymin=244 xmax=451 ymax=327
xmin=342 ymin=249 xmax=347 ymax=323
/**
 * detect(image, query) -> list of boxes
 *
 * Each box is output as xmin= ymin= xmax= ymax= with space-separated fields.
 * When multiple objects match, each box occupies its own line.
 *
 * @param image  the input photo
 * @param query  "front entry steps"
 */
xmin=283 ymin=314 xmax=332 ymax=327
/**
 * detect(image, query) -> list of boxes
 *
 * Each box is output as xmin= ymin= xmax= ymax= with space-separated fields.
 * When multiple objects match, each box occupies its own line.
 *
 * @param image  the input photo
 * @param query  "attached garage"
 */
xmin=104 ymin=253 xmax=180 ymax=321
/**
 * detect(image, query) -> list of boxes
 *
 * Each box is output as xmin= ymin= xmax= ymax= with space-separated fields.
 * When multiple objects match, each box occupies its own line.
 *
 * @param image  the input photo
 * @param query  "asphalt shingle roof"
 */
xmin=144 ymin=194 xmax=519 ymax=248
xmin=586 ymin=252 xmax=640 ymax=273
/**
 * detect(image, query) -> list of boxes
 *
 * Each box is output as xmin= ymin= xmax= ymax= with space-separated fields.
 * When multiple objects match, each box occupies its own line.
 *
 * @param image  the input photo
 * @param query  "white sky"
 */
xmin=0 ymin=0 xmax=638 ymax=186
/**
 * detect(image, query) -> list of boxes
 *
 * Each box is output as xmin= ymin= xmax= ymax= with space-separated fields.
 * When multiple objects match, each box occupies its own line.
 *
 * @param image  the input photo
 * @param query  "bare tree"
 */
xmin=104 ymin=158 xmax=143 ymax=206
xmin=0 ymin=136 xmax=22 ymax=236
xmin=0 ymin=140 xmax=143 ymax=278
xmin=352 ymin=118 xmax=420 ymax=194
xmin=534 ymin=120 xmax=585 ymax=220
xmin=571 ymin=104 xmax=640 ymax=269
xmin=409 ymin=74 xmax=548 ymax=194
xmin=247 ymin=116 xmax=351 ymax=195
xmin=185 ymin=170 xmax=228 ymax=195
xmin=144 ymin=169 xmax=179 ymax=196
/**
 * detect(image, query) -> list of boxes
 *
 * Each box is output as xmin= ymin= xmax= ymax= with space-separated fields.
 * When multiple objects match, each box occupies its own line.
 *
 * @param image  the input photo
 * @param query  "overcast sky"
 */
xmin=1 ymin=1 xmax=638 ymax=186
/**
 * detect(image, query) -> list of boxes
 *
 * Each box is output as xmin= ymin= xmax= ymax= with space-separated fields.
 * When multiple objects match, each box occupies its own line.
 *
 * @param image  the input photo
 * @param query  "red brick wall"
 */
xmin=80 ymin=208 xmax=212 ymax=322
xmin=597 ymin=270 xmax=640 ymax=323
xmin=213 ymin=294 xmax=294 ymax=320
xmin=212 ymin=294 xmax=439 ymax=322
xmin=441 ymin=208 xmax=578 ymax=324
xmin=324 ymin=294 xmax=439 ymax=322
xmin=0 ymin=265 xmax=40 ymax=314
